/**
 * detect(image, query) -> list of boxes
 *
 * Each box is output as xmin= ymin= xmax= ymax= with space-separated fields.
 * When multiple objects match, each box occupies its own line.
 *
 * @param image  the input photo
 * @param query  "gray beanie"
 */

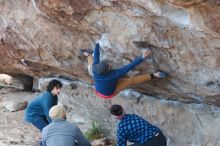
xmin=93 ymin=61 xmax=110 ymax=74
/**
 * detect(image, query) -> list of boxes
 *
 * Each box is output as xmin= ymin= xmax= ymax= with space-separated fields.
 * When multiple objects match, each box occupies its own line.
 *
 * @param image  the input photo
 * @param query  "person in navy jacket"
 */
xmin=110 ymin=104 xmax=167 ymax=146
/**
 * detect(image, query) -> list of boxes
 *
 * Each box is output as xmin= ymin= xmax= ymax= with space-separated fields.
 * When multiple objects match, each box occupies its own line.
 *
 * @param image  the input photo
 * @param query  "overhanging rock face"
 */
xmin=0 ymin=0 xmax=220 ymax=105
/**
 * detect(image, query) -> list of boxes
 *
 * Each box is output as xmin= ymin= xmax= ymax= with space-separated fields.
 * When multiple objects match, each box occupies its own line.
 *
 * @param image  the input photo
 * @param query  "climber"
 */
xmin=110 ymin=104 xmax=167 ymax=146
xmin=80 ymin=40 xmax=167 ymax=99
xmin=24 ymin=79 xmax=62 ymax=132
xmin=42 ymin=104 xmax=91 ymax=146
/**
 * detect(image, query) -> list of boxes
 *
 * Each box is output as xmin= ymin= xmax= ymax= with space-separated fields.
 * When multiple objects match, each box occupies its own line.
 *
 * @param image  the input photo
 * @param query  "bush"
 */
xmin=84 ymin=120 xmax=105 ymax=141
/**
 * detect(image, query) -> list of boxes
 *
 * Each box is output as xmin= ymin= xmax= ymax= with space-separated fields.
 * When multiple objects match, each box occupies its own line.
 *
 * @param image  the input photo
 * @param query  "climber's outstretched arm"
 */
xmin=114 ymin=50 xmax=151 ymax=79
xmin=114 ymin=57 xmax=144 ymax=79
xmin=93 ymin=43 xmax=100 ymax=65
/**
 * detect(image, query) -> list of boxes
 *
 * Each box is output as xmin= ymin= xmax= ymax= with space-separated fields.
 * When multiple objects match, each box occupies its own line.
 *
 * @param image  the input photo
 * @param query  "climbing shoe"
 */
xmin=155 ymin=70 xmax=168 ymax=78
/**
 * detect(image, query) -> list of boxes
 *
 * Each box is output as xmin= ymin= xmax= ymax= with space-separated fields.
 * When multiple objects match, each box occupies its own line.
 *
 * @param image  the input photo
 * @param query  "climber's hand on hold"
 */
xmin=96 ymin=35 xmax=102 ymax=44
xmin=142 ymin=50 xmax=152 ymax=59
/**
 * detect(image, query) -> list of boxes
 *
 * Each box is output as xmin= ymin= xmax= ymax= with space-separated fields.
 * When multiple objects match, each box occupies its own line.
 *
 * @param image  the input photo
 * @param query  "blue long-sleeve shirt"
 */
xmin=93 ymin=43 xmax=144 ymax=96
xmin=42 ymin=119 xmax=91 ymax=146
xmin=24 ymin=91 xmax=58 ymax=123
xmin=117 ymin=114 xmax=161 ymax=146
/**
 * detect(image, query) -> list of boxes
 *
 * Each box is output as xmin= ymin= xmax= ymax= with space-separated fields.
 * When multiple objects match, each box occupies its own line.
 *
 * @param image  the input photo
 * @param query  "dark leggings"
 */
xmin=130 ymin=132 xmax=167 ymax=146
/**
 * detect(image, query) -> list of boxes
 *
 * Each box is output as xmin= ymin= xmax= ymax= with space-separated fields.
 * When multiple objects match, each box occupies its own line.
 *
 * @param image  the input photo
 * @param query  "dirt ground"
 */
xmin=0 ymin=88 xmax=41 ymax=146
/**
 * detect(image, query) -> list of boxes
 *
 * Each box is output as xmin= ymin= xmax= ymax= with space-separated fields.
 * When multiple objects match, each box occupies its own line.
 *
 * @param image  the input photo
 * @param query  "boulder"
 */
xmin=3 ymin=100 xmax=28 ymax=112
xmin=91 ymin=138 xmax=107 ymax=146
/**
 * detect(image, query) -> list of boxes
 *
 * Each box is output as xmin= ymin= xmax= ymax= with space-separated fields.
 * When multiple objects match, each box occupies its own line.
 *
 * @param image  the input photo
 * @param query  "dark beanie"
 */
xmin=110 ymin=104 xmax=123 ymax=116
xmin=93 ymin=61 xmax=110 ymax=74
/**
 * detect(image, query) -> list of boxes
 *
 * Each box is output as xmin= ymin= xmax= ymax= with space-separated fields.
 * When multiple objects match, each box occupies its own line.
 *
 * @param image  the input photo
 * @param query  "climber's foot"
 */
xmin=154 ymin=71 xmax=168 ymax=78
xmin=79 ymin=49 xmax=93 ymax=57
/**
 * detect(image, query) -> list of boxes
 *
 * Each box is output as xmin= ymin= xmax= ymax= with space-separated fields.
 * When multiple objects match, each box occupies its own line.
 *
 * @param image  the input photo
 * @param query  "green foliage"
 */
xmin=84 ymin=120 xmax=105 ymax=141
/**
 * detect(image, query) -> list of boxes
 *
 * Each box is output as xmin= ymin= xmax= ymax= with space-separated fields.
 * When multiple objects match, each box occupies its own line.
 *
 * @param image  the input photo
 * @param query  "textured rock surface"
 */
xmin=0 ymin=74 xmax=33 ymax=90
xmin=3 ymin=100 xmax=28 ymax=112
xmin=34 ymin=78 xmax=220 ymax=146
xmin=91 ymin=138 xmax=108 ymax=146
xmin=0 ymin=0 xmax=220 ymax=105
xmin=0 ymin=74 xmax=12 ymax=85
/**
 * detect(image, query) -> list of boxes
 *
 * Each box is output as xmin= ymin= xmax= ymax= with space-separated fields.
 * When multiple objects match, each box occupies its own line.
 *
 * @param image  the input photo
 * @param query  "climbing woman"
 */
xmin=81 ymin=40 xmax=167 ymax=99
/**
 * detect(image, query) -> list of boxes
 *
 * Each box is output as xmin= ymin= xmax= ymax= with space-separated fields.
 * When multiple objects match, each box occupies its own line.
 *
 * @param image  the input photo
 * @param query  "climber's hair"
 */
xmin=47 ymin=79 xmax=63 ymax=92
xmin=110 ymin=104 xmax=123 ymax=116
xmin=92 ymin=60 xmax=110 ymax=75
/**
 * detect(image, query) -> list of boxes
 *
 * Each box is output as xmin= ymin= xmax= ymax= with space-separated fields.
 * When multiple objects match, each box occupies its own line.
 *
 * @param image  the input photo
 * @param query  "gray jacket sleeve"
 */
xmin=42 ymin=127 xmax=47 ymax=146
xmin=75 ymin=126 xmax=91 ymax=146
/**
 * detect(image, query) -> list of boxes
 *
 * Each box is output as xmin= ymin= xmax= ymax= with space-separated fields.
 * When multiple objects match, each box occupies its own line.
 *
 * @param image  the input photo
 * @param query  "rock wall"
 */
xmin=0 ymin=0 xmax=220 ymax=105
xmin=34 ymin=78 xmax=220 ymax=146
xmin=1 ymin=1 xmax=220 ymax=145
